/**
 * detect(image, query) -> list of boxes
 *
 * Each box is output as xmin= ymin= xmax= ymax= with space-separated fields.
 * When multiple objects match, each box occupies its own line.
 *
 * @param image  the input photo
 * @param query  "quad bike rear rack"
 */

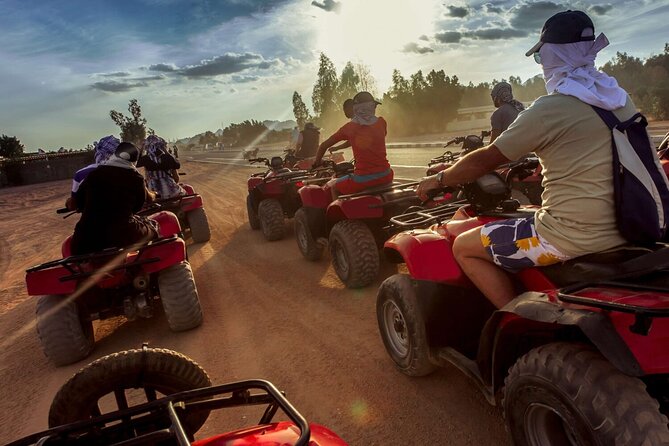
xmin=264 ymin=170 xmax=311 ymax=183
xmin=386 ymin=200 xmax=468 ymax=229
xmin=338 ymin=181 xmax=419 ymax=200
xmin=25 ymin=236 xmax=180 ymax=282
xmin=137 ymin=194 xmax=200 ymax=217
xmin=558 ymin=281 xmax=669 ymax=335
xmin=7 ymin=379 xmax=311 ymax=446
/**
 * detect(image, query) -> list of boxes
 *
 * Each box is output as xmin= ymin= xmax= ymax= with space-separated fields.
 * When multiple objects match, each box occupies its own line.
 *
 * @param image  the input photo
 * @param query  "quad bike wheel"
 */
xmin=36 ymin=295 xmax=94 ymax=366
xmin=48 ymin=347 xmax=211 ymax=436
xmin=247 ymin=195 xmax=260 ymax=230
xmin=376 ymin=274 xmax=436 ymax=376
xmin=158 ymin=261 xmax=203 ymax=331
xmin=329 ymin=219 xmax=379 ymax=288
xmin=187 ymin=207 xmax=211 ymax=243
xmin=504 ymin=342 xmax=669 ymax=446
xmin=294 ymin=208 xmax=324 ymax=261
xmin=258 ymin=198 xmax=285 ymax=241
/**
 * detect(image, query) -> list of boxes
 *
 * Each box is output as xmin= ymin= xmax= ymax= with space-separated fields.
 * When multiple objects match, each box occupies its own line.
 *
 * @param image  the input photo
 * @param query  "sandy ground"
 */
xmin=0 ymin=160 xmax=509 ymax=445
xmin=2 ymin=121 xmax=668 ymax=444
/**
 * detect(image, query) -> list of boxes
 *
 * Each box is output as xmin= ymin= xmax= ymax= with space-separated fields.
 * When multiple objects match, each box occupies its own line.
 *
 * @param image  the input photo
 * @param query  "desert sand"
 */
xmin=0 ymin=160 xmax=509 ymax=445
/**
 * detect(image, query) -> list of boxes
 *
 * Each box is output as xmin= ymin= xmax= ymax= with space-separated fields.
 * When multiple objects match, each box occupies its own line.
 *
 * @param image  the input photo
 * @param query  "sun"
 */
xmin=313 ymin=0 xmax=439 ymax=84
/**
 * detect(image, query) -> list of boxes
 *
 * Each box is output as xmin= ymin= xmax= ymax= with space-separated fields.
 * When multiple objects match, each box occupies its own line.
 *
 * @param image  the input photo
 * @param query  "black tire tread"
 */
xmin=187 ymin=207 xmax=211 ymax=243
xmin=158 ymin=261 xmax=203 ymax=331
xmin=36 ymin=295 xmax=94 ymax=367
xmin=294 ymin=208 xmax=324 ymax=261
xmin=258 ymin=199 xmax=285 ymax=241
xmin=376 ymin=274 xmax=435 ymax=376
xmin=48 ymin=347 xmax=211 ymax=432
xmin=329 ymin=219 xmax=379 ymax=288
xmin=247 ymin=195 xmax=261 ymax=230
xmin=504 ymin=342 xmax=669 ymax=445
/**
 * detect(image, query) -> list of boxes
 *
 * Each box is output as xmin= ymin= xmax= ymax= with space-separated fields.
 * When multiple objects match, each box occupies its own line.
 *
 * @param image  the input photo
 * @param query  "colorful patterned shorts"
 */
xmin=480 ymin=216 xmax=570 ymax=272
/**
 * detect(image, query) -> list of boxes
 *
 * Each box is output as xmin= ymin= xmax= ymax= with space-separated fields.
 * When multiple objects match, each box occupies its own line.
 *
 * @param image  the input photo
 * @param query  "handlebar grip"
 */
xmin=56 ymin=208 xmax=70 ymax=214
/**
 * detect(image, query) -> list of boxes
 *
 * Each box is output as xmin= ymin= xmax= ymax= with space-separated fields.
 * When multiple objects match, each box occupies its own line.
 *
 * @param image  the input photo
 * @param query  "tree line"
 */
xmin=295 ymin=44 xmax=669 ymax=137
xmin=2 ymin=44 xmax=667 ymax=157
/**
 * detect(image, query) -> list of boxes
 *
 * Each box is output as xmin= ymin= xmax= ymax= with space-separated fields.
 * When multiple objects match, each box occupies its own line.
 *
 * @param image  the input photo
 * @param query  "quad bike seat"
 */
xmin=540 ymin=245 xmax=660 ymax=287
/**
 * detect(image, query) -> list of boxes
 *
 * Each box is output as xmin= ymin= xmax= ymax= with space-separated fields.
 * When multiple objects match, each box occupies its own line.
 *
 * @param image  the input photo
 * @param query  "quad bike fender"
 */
xmin=478 ymin=292 xmax=644 ymax=394
xmin=62 ymin=236 xmax=73 ymax=258
xmin=248 ymin=176 xmax=263 ymax=192
xmin=383 ymin=231 xmax=471 ymax=285
xmin=149 ymin=211 xmax=182 ymax=238
xmin=607 ymin=310 xmax=669 ymax=375
xmin=140 ymin=238 xmax=187 ymax=274
xmin=326 ymin=196 xmax=383 ymax=222
xmin=180 ymin=194 xmax=203 ymax=212
xmin=193 ymin=421 xmax=347 ymax=446
xmin=298 ymin=185 xmax=331 ymax=209
xmin=180 ymin=183 xmax=195 ymax=195
xmin=26 ymin=264 xmax=77 ymax=296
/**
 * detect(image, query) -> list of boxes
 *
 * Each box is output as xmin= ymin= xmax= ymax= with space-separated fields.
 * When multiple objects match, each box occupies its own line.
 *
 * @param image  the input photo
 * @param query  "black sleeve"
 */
xmin=137 ymin=155 xmax=161 ymax=170
xmin=159 ymin=152 xmax=180 ymax=170
xmin=74 ymin=179 xmax=88 ymax=212
xmin=131 ymin=172 xmax=146 ymax=213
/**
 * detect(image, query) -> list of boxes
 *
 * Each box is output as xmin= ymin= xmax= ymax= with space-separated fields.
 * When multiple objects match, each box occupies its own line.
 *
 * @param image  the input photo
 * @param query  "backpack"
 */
xmin=591 ymin=106 xmax=669 ymax=244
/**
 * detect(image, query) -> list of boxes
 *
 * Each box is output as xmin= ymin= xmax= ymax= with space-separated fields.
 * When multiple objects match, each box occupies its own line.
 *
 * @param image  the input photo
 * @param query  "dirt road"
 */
xmin=0 ymin=161 xmax=509 ymax=445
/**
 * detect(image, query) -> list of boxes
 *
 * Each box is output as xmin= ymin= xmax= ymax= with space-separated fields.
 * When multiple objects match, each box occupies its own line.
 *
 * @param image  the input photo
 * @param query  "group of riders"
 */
xmin=66 ymin=134 xmax=182 ymax=255
xmin=69 ymin=10 xmax=656 ymax=312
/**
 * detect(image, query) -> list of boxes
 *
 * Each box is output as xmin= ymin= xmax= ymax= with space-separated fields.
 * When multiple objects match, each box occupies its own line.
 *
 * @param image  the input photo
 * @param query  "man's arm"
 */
xmin=329 ymin=141 xmax=351 ymax=152
xmin=489 ymin=129 xmax=501 ymax=144
xmin=313 ymin=135 xmax=341 ymax=166
xmin=415 ymin=145 xmax=510 ymax=200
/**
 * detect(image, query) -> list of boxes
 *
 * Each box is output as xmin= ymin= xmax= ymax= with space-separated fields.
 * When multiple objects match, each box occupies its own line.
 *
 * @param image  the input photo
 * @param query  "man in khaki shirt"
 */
xmin=416 ymin=10 xmax=632 ymax=308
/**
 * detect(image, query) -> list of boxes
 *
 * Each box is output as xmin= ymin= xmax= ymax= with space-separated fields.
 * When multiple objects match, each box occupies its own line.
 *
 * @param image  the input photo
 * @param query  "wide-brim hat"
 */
xmin=352 ymin=91 xmax=382 ymax=105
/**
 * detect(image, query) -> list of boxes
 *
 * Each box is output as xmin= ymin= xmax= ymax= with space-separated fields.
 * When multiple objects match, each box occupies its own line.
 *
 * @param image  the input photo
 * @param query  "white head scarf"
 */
xmin=352 ymin=102 xmax=378 ymax=126
xmin=539 ymin=32 xmax=627 ymax=110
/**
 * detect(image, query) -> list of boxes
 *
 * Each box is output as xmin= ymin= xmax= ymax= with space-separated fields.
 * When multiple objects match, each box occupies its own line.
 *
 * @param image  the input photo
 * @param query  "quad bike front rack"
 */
xmin=7 ymin=379 xmax=311 ymax=446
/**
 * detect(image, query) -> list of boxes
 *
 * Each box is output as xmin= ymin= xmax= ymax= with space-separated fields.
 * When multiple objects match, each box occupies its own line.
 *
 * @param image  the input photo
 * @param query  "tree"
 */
xmin=292 ymin=92 xmax=312 ymax=129
xmin=110 ymin=99 xmax=150 ymax=146
xmin=198 ymin=131 xmax=218 ymax=145
xmin=354 ymin=62 xmax=378 ymax=96
xmin=0 ymin=135 xmax=24 ymax=158
xmin=336 ymin=62 xmax=360 ymax=104
xmin=311 ymin=53 xmax=339 ymax=122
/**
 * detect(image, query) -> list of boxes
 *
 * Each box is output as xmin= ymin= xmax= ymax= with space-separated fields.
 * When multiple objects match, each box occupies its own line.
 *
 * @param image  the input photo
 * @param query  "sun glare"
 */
xmin=314 ymin=0 xmax=438 ymax=84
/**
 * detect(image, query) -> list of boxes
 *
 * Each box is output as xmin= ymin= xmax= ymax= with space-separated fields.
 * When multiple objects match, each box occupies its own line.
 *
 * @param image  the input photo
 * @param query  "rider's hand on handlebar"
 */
xmin=311 ymin=159 xmax=323 ymax=169
xmin=416 ymin=174 xmax=442 ymax=202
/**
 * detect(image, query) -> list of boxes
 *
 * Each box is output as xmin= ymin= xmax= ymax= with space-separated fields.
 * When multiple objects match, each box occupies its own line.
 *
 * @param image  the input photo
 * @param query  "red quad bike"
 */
xmin=7 ymin=346 xmax=347 ymax=446
xmin=25 ymin=210 xmax=203 ymax=367
xmin=246 ymin=156 xmax=314 ymax=241
xmin=376 ymin=166 xmax=669 ymax=445
xmin=139 ymin=183 xmax=211 ymax=243
xmin=295 ymin=159 xmax=429 ymax=289
xmin=427 ymin=130 xmax=543 ymax=206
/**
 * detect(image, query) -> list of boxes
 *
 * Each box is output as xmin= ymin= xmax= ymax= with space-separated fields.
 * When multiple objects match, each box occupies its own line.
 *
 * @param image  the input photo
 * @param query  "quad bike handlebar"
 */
xmin=392 ymin=157 xmax=540 ymax=229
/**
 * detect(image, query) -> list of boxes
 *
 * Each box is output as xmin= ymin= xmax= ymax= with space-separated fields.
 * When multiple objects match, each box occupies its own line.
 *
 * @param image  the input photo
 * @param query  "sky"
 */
xmin=1 ymin=0 xmax=667 ymax=151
